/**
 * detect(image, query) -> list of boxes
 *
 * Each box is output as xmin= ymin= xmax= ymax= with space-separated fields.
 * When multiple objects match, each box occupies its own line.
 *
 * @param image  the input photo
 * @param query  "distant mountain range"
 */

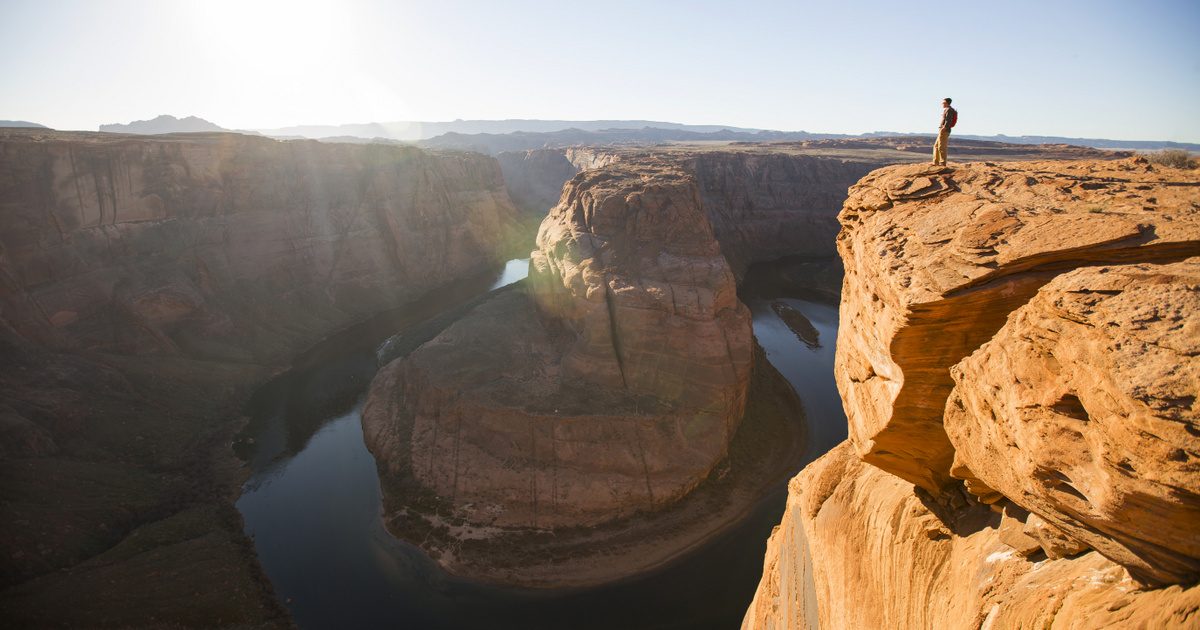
xmin=419 ymin=127 xmax=1200 ymax=155
xmin=0 ymin=120 xmax=48 ymax=128
xmin=417 ymin=127 xmax=843 ymax=153
xmin=89 ymin=114 xmax=1200 ymax=153
xmin=862 ymin=131 xmax=1200 ymax=152
xmin=99 ymin=114 xmax=229 ymax=134
xmin=253 ymin=119 xmax=762 ymax=141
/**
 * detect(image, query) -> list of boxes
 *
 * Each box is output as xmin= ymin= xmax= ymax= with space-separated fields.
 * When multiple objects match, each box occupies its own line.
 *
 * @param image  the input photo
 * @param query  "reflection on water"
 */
xmin=490 ymin=258 xmax=531 ymax=290
xmin=236 ymin=256 xmax=846 ymax=630
xmin=747 ymin=298 xmax=846 ymax=458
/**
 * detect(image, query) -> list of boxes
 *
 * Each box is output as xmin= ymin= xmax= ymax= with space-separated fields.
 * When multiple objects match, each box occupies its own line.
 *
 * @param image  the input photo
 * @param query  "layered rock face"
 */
xmin=835 ymin=159 xmax=1200 ymax=492
xmin=0 ymin=129 xmax=524 ymax=625
xmin=0 ymin=129 xmax=521 ymax=361
xmin=496 ymin=149 xmax=581 ymax=218
xmin=945 ymin=259 xmax=1200 ymax=585
xmin=689 ymin=152 xmax=876 ymax=277
xmin=745 ymin=158 xmax=1200 ymax=629
xmin=362 ymin=149 xmax=883 ymax=534
xmin=364 ymin=160 xmax=753 ymax=528
xmin=743 ymin=443 xmax=1200 ymax=630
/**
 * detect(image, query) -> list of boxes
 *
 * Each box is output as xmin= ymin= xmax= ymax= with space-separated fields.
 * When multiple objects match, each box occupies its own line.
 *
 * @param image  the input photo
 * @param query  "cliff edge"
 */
xmin=744 ymin=157 xmax=1200 ymax=628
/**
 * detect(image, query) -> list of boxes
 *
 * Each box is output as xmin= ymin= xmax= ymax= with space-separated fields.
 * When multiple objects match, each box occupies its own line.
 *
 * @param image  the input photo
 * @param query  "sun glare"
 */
xmin=172 ymin=0 xmax=411 ymax=126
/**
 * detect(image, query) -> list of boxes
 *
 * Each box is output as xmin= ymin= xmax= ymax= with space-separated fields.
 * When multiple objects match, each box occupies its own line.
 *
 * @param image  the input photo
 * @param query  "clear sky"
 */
xmin=2 ymin=0 xmax=1198 ymax=141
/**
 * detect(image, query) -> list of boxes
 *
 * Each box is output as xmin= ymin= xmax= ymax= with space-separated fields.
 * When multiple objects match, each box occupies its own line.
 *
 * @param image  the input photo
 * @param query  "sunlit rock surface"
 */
xmin=946 ymin=258 xmax=1200 ymax=585
xmin=745 ymin=157 xmax=1200 ymax=629
xmin=835 ymin=158 xmax=1200 ymax=492
xmin=742 ymin=444 xmax=1200 ymax=630
xmin=362 ymin=148 xmax=880 ymax=532
xmin=365 ymin=159 xmax=753 ymax=528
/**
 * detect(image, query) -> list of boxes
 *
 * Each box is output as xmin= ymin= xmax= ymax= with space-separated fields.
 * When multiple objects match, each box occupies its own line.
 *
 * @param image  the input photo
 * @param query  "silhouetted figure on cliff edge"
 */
xmin=932 ymin=97 xmax=958 ymax=166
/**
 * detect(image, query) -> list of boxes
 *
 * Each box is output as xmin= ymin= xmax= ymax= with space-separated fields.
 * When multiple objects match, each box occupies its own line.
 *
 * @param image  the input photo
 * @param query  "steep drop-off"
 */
xmin=744 ymin=158 xmax=1200 ymax=629
xmin=361 ymin=148 xmax=879 ymax=585
xmin=496 ymin=148 xmax=582 ymax=219
xmin=0 ymin=129 xmax=522 ymax=361
xmin=364 ymin=159 xmax=754 ymax=528
xmin=0 ymin=129 xmax=523 ymax=626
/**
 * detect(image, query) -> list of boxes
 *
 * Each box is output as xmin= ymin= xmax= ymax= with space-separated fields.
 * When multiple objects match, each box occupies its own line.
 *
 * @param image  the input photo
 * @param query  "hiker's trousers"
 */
xmin=933 ymin=129 xmax=950 ymax=165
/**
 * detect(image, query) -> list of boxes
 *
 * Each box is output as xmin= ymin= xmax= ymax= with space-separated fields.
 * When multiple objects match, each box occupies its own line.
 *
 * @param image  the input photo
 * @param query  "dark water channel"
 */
xmin=236 ymin=257 xmax=847 ymax=630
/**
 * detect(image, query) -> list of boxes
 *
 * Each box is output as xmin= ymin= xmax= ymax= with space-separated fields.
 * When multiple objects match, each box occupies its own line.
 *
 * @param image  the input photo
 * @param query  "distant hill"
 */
xmin=957 ymin=133 xmax=1200 ymax=152
xmin=100 ymin=115 xmax=227 ymax=134
xmin=260 ymin=118 xmax=1197 ymax=154
xmin=0 ymin=120 xmax=48 ymax=128
xmin=256 ymin=119 xmax=763 ymax=142
xmin=860 ymin=131 xmax=1200 ymax=152
xmin=417 ymin=127 xmax=842 ymax=154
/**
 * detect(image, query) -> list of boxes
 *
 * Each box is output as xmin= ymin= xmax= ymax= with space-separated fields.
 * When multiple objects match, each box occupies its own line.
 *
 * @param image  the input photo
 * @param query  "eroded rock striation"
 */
xmin=836 ymin=159 xmax=1200 ymax=492
xmin=361 ymin=148 xmax=881 ymax=584
xmin=0 ymin=129 xmax=524 ymax=625
xmin=690 ymin=152 xmax=875 ymax=277
xmin=496 ymin=148 xmax=582 ymax=219
xmin=364 ymin=159 xmax=754 ymax=528
xmin=0 ymin=129 xmax=522 ymax=361
xmin=745 ymin=158 xmax=1200 ymax=629
xmin=945 ymin=259 xmax=1200 ymax=585
xmin=743 ymin=443 xmax=1200 ymax=630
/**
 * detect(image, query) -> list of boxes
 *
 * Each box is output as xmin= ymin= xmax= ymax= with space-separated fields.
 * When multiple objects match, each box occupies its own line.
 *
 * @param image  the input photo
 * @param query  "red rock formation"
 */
xmin=364 ymin=159 xmax=754 ymax=528
xmin=362 ymin=149 xmax=888 ymax=537
xmin=496 ymin=149 xmax=581 ymax=218
xmin=688 ymin=152 xmax=876 ymax=276
xmin=835 ymin=158 xmax=1200 ymax=492
xmin=743 ymin=444 xmax=1200 ymax=630
xmin=745 ymin=158 xmax=1200 ymax=628
xmin=0 ymin=128 xmax=525 ymax=625
xmin=0 ymin=129 xmax=522 ymax=361
xmin=946 ymin=259 xmax=1200 ymax=585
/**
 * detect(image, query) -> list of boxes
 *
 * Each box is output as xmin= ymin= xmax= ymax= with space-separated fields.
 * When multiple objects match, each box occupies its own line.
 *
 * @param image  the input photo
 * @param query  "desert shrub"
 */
xmin=1145 ymin=149 xmax=1197 ymax=169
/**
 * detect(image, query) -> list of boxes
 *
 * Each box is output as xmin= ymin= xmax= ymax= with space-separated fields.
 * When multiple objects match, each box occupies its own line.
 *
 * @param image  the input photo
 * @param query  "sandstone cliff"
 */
xmin=360 ymin=148 xmax=880 ymax=584
xmin=689 ymin=152 xmax=876 ymax=277
xmin=0 ymin=129 xmax=524 ymax=626
xmin=745 ymin=158 xmax=1200 ymax=629
xmin=496 ymin=148 xmax=581 ymax=219
xmin=364 ymin=159 xmax=754 ymax=529
xmin=836 ymin=159 xmax=1199 ymax=493
xmin=0 ymin=129 xmax=522 ymax=361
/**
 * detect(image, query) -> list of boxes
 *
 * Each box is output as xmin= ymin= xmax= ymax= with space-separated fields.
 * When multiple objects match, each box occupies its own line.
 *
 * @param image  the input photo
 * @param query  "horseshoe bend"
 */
xmin=359 ymin=150 xmax=879 ymax=585
xmin=2 ymin=126 xmax=1198 ymax=627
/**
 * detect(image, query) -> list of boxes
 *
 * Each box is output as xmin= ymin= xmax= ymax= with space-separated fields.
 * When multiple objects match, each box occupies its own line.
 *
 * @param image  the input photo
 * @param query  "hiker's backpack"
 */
xmin=948 ymin=107 xmax=958 ymax=128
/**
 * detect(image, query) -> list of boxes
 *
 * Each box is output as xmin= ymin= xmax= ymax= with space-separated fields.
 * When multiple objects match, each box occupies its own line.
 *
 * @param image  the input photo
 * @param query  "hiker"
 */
xmin=932 ymin=97 xmax=957 ymax=166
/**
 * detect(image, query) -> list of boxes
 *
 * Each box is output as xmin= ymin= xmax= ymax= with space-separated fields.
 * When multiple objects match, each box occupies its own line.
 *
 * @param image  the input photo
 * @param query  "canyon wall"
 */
xmin=744 ymin=158 xmax=1200 ymax=628
xmin=496 ymin=149 xmax=581 ymax=219
xmin=364 ymin=158 xmax=754 ymax=529
xmin=0 ymin=129 xmax=523 ymax=626
xmin=497 ymin=147 xmax=879 ymax=274
xmin=361 ymin=149 xmax=876 ymax=581
xmin=688 ymin=152 xmax=876 ymax=277
xmin=0 ymin=129 xmax=522 ymax=362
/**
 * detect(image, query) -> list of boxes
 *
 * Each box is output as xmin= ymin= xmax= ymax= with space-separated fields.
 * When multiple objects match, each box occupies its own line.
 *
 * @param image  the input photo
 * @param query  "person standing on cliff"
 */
xmin=932 ymin=97 xmax=957 ymax=166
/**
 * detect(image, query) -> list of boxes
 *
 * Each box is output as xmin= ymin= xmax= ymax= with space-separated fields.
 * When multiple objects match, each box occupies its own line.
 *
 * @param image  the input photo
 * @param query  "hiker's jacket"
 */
xmin=940 ymin=107 xmax=957 ymax=131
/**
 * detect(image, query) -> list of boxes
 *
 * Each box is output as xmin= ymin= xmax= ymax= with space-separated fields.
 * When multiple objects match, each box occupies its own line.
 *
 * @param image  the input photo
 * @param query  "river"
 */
xmin=236 ymin=257 xmax=846 ymax=629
